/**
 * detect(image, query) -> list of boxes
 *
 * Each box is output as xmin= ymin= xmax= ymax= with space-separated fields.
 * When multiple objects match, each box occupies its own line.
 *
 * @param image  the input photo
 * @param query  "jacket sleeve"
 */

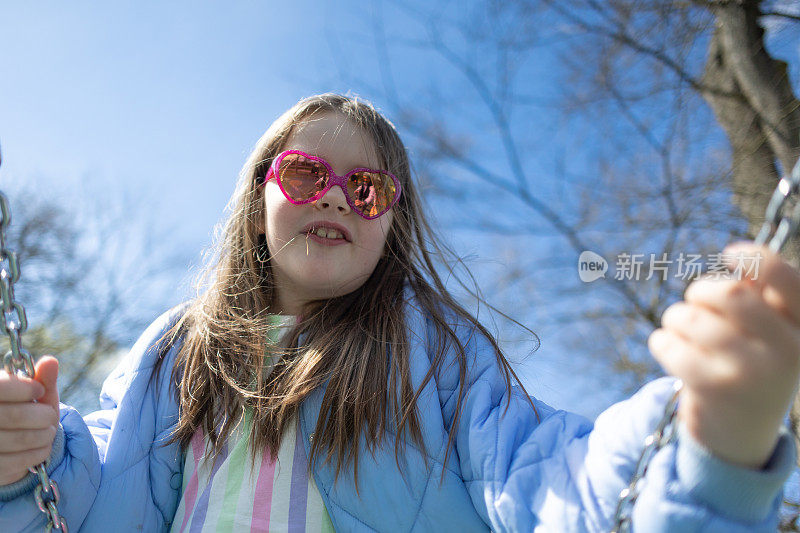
xmin=0 ymin=306 xmax=185 ymax=532
xmin=443 ymin=328 xmax=795 ymax=532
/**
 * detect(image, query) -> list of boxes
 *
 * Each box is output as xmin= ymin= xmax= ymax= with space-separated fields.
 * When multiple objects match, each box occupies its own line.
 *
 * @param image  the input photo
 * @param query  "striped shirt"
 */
xmin=171 ymin=317 xmax=335 ymax=533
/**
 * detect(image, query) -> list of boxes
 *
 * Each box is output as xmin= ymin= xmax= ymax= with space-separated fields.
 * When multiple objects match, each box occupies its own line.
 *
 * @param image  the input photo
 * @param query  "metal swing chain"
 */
xmin=610 ymin=156 xmax=800 ymax=533
xmin=0 ymin=147 xmax=68 ymax=532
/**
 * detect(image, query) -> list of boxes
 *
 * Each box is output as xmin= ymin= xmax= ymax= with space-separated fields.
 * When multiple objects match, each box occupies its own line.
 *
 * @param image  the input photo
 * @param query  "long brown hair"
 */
xmin=158 ymin=93 xmax=538 ymax=482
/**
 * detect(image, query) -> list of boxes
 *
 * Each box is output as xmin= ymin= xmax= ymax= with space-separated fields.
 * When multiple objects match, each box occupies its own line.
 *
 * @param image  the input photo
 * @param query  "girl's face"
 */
xmin=260 ymin=112 xmax=394 ymax=315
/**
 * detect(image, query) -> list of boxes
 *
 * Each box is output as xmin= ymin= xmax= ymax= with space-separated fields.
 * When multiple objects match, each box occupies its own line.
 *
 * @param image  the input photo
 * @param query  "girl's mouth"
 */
xmin=300 ymin=221 xmax=352 ymax=243
xmin=305 ymin=230 xmax=349 ymax=246
xmin=308 ymin=227 xmax=345 ymax=240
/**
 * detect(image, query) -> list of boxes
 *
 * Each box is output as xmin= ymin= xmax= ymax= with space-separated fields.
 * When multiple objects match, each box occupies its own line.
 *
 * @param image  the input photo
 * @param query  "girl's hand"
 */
xmin=0 ymin=356 xmax=60 ymax=485
xmin=648 ymin=242 xmax=800 ymax=469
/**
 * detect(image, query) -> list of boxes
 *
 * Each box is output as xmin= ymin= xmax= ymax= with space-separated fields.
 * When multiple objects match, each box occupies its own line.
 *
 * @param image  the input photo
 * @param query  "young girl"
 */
xmin=0 ymin=93 xmax=798 ymax=532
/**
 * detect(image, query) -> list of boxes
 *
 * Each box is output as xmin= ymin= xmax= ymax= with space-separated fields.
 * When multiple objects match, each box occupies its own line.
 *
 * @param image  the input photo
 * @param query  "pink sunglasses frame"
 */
xmin=262 ymin=149 xmax=402 ymax=220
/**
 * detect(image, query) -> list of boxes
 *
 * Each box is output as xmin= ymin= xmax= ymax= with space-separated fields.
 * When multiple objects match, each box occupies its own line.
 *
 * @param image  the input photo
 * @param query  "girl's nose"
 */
xmin=315 ymin=185 xmax=351 ymax=214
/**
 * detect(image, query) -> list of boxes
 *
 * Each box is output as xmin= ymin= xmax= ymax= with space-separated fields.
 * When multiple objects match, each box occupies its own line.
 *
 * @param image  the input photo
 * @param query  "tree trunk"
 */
xmin=700 ymin=0 xmax=800 ymax=464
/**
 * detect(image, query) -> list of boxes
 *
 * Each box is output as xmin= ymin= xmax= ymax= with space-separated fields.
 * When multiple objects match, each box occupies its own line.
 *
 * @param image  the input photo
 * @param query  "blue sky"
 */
xmin=2 ymin=2 xmax=799 ymax=418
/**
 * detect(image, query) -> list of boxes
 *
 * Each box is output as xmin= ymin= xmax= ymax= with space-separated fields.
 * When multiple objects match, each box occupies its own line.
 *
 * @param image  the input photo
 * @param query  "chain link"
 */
xmin=610 ymin=156 xmax=800 ymax=532
xmin=610 ymin=380 xmax=682 ymax=532
xmin=755 ymin=155 xmax=800 ymax=253
xmin=0 ymin=145 xmax=68 ymax=532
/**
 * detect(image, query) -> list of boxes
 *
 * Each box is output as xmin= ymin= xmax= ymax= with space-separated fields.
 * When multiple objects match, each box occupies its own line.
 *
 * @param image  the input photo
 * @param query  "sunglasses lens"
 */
xmin=347 ymin=171 xmax=397 ymax=218
xmin=278 ymin=153 xmax=329 ymax=201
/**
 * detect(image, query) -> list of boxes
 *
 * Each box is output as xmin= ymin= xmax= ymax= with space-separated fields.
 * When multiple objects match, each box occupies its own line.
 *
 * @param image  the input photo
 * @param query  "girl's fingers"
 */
xmin=0 ymin=426 xmax=56 ymax=453
xmin=684 ymin=277 xmax=796 ymax=349
xmin=0 ymin=445 xmax=52 ymax=478
xmin=32 ymin=356 xmax=59 ymax=412
xmin=0 ymin=373 xmax=45 ymax=402
xmin=660 ymin=301 xmax=743 ymax=354
xmin=0 ymin=402 xmax=59 ymax=429
xmin=648 ymin=328 xmax=724 ymax=387
xmin=723 ymin=242 xmax=800 ymax=327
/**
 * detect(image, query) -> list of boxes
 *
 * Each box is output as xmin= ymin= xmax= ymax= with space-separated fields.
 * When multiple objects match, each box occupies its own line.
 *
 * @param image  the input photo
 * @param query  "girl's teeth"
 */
xmin=313 ymin=228 xmax=343 ymax=239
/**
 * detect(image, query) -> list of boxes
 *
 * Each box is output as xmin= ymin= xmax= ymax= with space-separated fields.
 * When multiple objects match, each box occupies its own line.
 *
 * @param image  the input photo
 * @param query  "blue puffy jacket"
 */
xmin=0 ymin=298 xmax=794 ymax=532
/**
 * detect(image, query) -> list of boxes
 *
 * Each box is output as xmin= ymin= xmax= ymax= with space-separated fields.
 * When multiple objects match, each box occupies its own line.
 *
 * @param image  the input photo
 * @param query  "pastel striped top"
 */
xmin=171 ymin=317 xmax=335 ymax=533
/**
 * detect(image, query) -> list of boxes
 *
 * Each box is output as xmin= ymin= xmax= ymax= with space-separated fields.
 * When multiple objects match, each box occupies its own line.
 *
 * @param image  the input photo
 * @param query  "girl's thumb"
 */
xmin=33 ymin=356 xmax=60 ymax=412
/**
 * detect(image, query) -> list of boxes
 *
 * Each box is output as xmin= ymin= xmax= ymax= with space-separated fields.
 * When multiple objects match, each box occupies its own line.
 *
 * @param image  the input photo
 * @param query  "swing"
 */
xmin=0 ymin=146 xmax=67 ymax=531
xmin=1 ymin=142 xmax=799 ymax=533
